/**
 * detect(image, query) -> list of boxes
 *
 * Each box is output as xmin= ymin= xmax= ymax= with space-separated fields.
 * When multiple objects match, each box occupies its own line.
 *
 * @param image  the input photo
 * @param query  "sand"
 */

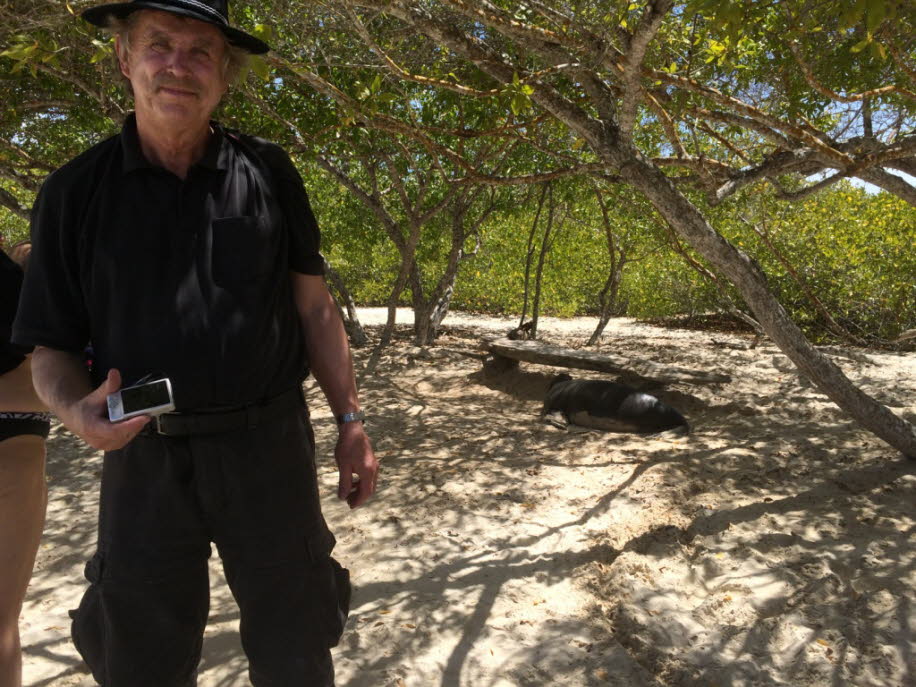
xmin=20 ymin=309 xmax=916 ymax=686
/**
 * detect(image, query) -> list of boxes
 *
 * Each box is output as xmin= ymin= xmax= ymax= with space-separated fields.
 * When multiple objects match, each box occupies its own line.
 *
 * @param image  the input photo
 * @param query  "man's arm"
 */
xmin=31 ymin=346 xmax=149 ymax=451
xmin=291 ymin=272 xmax=378 ymax=509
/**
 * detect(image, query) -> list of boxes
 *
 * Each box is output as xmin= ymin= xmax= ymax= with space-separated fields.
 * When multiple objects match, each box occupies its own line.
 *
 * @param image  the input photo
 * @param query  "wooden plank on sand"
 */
xmin=484 ymin=337 xmax=731 ymax=385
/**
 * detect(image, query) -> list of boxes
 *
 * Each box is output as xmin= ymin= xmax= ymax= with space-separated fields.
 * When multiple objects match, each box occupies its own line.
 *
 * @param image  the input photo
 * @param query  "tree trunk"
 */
xmin=412 ymin=231 xmax=463 ymax=346
xmin=588 ymin=187 xmax=627 ymax=346
xmin=588 ymin=265 xmax=624 ymax=346
xmin=518 ymin=183 xmax=548 ymax=331
xmin=410 ymin=242 xmax=462 ymax=346
xmin=662 ymin=219 xmax=766 ymax=339
xmin=378 ymin=222 xmax=423 ymax=348
xmin=429 ymin=282 xmax=455 ymax=337
xmin=530 ymin=183 xmax=557 ymax=340
xmin=615 ymin=146 xmax=916 ymax=457
xmin=409 ymin=259 xmax=433 ymax=346
xmin=745 ymin=218 xmax=868 ymax=345
xmin=323 ymin=258 xmax=368 ymax=347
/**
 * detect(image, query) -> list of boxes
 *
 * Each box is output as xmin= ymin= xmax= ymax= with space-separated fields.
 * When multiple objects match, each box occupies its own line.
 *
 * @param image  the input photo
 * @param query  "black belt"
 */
xmin=148 ymin=388 xmax=304 ymax=437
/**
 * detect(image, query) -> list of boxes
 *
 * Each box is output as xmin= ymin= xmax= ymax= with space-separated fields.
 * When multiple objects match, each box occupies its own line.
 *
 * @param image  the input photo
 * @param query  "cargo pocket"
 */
xmin=327 ymin=557 xmax=351 ymax=647
xmin=70 ymin=551 xmax=108 ymax=685
xmin=307 ymin=530 xmax=350 ymax=648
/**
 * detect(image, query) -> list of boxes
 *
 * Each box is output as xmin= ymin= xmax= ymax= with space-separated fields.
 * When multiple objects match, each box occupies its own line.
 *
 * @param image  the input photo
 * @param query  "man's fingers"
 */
xmin=89 ymin=367 xmax=121 ymax=402
xmin=114 ymin=415 xmax=150 ymax=447
xmin=84 ymin=412 xmax=149 ymax=451
xmin=106 ymin=368 xmax=122 ymax=394
xmin=338 ymin=471 xmax=353 ymax=501
xmin=346 ymin=476 xmax=368 ymax=509
xmin=346 ymin=464 xmax=378 ymax=508
xmin=335 ymin=429 xmax=379 ymax=508
xmin=119 ymin=414 xmax=150 ymax=436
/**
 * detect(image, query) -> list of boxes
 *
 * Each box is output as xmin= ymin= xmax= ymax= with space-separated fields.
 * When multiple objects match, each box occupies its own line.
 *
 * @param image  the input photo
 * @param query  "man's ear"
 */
xmin=114 ymin=35 xmax=130 ymax=79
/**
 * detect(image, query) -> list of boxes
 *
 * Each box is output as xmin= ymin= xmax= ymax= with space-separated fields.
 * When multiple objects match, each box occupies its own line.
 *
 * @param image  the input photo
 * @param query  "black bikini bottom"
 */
xmin=0 ymin=412 xmax=51 ymax=441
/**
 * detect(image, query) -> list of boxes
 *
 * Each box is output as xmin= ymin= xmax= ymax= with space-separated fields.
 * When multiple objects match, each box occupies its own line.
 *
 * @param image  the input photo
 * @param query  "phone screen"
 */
xmin=120 ymin=381 xmax=172 ymax=414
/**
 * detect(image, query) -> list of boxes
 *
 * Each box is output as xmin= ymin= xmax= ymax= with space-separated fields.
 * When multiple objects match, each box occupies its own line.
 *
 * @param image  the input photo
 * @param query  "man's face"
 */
xmin=117 ymin=10 xmax=228 ymax=128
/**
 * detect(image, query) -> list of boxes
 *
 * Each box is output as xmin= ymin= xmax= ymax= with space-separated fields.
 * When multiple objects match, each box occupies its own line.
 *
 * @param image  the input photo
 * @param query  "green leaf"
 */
xmin=253 ymin=23 xmax=273 ymax=40
xmin=511 ymin=92 xmax=530 ymax=115
xmin=850 ymin=37 xmax=871 ymax=53
xmin=249 ymin=55 xmax=270 ymax=81
xmin=865 ymin=0 xmax=886 ymax=33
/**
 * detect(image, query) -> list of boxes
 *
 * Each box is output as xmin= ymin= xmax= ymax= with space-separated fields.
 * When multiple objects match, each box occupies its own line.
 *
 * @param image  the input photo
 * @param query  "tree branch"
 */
xmin=454 ymin=163 xmax=617 ymax=186
xmin=342 ymin=3 xmax=499 ymax=98
xmin=0 ymin=185 xmax=30 ymax=221
xmin=771 ymin=171 xmax=848 ymax=201
xmin=788 ymin=40 xmax=915 ymax=103
xmin=619 ymin=0 xmax=673 ymax=136
xmin=653 ymin=71 xmax=854 ymax=166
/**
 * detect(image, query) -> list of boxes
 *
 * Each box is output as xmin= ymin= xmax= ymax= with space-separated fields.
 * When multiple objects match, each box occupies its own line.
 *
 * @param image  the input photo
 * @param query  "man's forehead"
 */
xmin=133 ymin=9 xmax=225 ymax=44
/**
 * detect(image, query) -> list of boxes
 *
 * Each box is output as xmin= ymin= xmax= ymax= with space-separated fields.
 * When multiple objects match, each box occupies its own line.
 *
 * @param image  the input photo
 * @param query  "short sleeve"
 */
xmin=254 ymin=143 xmax=323 ymax=275
xmin=282 ymin=177 xmax=324 ymax=276
xmin=11 ymin=177 xmax=91 ymax=353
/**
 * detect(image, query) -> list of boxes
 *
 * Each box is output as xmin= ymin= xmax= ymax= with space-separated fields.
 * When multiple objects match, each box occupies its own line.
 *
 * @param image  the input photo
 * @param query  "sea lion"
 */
xmin=542 ymin=373 xmax=689 ymax=434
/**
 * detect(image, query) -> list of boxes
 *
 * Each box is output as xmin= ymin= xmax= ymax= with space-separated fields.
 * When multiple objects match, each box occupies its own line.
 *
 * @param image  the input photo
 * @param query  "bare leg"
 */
xmin=0 ymin=435 xmax=47 ymax=687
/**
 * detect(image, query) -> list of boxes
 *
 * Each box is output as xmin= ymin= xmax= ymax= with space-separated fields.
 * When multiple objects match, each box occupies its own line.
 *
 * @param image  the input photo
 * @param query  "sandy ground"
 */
xmin=20 ymin=308 xmax=916 ymax=686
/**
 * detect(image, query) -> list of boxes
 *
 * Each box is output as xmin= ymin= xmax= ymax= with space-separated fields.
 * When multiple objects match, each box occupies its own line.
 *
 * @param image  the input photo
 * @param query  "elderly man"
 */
xmin=12 ymin=1 xmax=378 ymax=684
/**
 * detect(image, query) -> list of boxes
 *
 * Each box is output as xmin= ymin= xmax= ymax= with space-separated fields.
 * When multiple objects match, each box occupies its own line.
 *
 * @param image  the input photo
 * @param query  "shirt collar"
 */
xmin=121 ymin=113 xmax=229 ymax=174
xmin=198 ymin=121 xmax=229 ymax=172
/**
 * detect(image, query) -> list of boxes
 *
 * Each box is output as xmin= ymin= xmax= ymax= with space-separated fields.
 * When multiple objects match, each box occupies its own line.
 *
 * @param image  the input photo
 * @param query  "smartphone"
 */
xmin=107 ymin=378 xmax=175 ymax=422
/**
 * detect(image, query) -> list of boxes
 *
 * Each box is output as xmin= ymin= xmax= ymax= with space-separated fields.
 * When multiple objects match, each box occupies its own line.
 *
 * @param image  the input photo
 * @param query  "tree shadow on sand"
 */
xmin=25 ymin=322 xmax=915 ymax=687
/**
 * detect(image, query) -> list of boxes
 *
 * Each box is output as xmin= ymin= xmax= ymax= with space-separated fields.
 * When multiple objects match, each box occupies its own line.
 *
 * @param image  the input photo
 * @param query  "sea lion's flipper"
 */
xmin=542 ymin=410 xmax=569 ymax=430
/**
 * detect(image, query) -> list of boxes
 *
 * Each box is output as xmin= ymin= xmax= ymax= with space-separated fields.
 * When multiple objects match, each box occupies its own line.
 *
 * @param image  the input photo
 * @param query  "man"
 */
xmin=12 ymin=1 xmax=379 ymax=685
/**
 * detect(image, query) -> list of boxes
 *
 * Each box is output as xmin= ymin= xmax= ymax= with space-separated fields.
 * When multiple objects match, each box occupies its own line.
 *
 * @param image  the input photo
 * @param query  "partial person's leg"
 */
xmin=71 ymin=434 xmax=211 ymax=687
xmin=204 ymin=410 xmax=349 ymax=687
xmin=0 ymin=434 xmax=46 ymax=687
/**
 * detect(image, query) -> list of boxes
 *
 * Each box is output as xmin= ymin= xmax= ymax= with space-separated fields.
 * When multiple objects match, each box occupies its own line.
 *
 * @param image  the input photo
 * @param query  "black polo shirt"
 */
xmin=13 ymin=114 xmax=324 ymax=410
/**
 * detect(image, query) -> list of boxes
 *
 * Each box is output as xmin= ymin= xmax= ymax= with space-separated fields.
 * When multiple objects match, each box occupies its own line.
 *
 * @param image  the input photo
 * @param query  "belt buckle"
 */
xmin=151 ymin=414 xmax=166 ymax=435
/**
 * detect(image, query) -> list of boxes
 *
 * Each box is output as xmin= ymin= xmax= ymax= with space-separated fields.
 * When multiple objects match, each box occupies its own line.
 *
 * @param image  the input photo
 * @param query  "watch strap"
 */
xmin=336 ymin=410 xmax=366 ymax=425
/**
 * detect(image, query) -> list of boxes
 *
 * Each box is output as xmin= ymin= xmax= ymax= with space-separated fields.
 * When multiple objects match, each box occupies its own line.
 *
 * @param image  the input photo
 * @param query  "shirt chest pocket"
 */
xmin=210 ymin=216 xmax=273 ymax=287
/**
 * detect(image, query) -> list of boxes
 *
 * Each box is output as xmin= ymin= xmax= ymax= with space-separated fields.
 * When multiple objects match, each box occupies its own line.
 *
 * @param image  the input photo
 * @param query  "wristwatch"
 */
xmin=335 ymin=410 xmax=366 ymax=426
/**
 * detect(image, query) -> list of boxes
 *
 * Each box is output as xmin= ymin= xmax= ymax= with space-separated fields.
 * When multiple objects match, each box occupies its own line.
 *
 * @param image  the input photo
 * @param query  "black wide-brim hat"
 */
xmin=82 ymin=0 xmax=269 ymax=54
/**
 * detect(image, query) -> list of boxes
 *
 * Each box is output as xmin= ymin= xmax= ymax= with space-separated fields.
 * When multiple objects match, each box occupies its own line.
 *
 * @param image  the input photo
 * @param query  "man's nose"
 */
xmin=163 ymin=49 xmax=194 ymax=76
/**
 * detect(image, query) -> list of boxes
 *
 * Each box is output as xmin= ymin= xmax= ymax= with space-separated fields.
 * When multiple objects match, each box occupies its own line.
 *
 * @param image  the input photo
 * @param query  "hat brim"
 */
xmin=82 ymin=2 xmax=269 ymax=54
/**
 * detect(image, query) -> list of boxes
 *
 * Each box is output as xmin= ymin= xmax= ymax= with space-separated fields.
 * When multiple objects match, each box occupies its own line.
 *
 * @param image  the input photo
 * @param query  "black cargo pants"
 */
xmin=70 ymin=406 xmax=350 ymax=686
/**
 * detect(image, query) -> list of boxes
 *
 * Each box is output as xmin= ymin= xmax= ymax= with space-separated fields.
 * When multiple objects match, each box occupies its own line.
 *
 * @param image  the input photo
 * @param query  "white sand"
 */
xmin=21 ymin=309 xmax=916 ymax=686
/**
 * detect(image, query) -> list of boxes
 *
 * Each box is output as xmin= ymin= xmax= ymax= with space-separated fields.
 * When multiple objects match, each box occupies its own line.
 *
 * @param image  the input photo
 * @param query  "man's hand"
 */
xmin=292 ymin=273 xmax=380 ymax=509
xmin=63 ymin=368 xmax=150 ymax=451
xmin=335 ymin=422 xmax=379 ymax=509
